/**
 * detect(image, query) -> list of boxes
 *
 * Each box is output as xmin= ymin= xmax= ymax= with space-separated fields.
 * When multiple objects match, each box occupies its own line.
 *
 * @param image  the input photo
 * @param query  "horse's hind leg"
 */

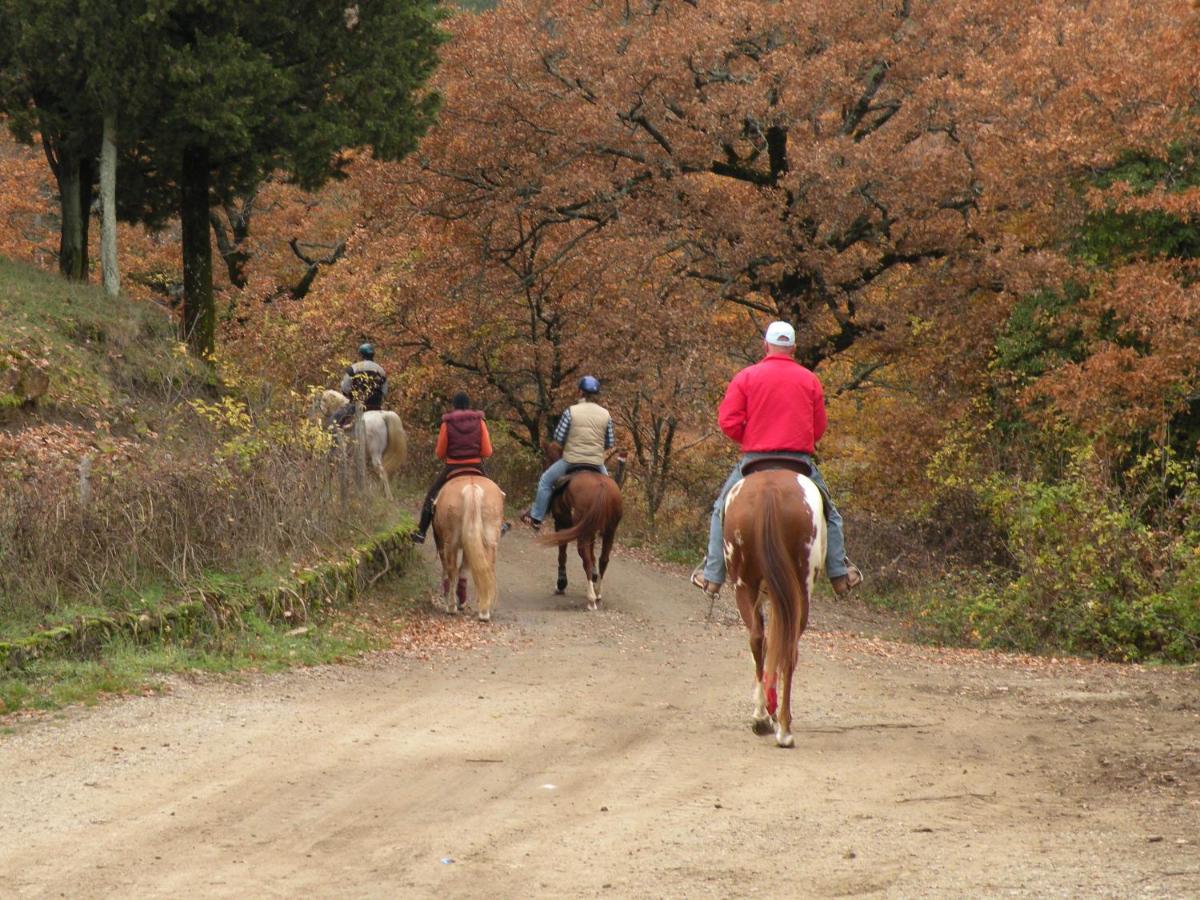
xmin=370 ymin=452 xmax=394 ymax=501
xmin=441 ymin=548 xmax=461 ymax=615
xmin=736 ymin=581 xmax=771 ymax=735
xmin=776 ymin=656 xmax=795 ymax=748
xmin=556 ymin=543 xmax=568 ymax=595
xmin=578 ymin=539 xmax=598 ymax=611
xmin=595 ymin=527 xmax=616 ymax=604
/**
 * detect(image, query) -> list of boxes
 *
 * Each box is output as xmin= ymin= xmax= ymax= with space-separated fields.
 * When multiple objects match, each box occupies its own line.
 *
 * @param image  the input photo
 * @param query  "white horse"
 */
xmin=316 ymin=389 xmax=407 ymax=500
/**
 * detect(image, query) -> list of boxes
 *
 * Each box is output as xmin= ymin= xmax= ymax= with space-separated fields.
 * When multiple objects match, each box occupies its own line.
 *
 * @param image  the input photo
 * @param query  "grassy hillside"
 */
xmin=0 ymin=257 xmax=403 ymax=632
xmin=0 ymin=256 xmax=201 ymax=419
xmin=0 ymin=257 xmax=418 ymax=713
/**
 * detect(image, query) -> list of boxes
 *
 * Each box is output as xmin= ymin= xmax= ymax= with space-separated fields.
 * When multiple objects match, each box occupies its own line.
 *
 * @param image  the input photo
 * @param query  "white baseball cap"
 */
xmin=764 ymin=321 xmax=795 ymax=347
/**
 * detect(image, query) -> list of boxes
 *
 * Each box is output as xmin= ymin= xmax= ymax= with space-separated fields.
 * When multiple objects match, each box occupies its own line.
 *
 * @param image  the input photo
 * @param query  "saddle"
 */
xmin=550 ymin=463 xmax=607 ymax=502
xmin=330 ymin=401 xmax=360 ymax=432
xmin=740 ymin=455 xmax=813 ymax=478
xmin=738 ymin=455 xmax=836 ymax=523
xmin=445 ymin=466 xmax=486 ymax=482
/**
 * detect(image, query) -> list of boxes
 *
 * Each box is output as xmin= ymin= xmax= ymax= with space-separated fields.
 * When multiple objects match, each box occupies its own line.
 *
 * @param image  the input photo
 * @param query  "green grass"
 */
xmin=0 ymin=562 xmax=430 ymax=717
xmin=0 ymin=256 xmax=202 ymax=415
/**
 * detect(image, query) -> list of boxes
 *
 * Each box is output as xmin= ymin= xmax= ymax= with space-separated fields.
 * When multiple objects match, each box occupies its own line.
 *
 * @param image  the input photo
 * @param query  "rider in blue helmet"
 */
xmin=521 ymin=375 xmax=616 ymax=530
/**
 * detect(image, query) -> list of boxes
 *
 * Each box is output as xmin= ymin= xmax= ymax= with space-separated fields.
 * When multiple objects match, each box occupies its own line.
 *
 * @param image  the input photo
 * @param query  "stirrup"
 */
xmin=690 ymin=566 xmax=720 ymax=599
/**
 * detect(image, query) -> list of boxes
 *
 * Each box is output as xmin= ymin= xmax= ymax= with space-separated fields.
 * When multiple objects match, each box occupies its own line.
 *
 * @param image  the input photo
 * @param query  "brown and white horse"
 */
xmin=539 ymin=459 xmax=625 ymax=611
xmin=433 ymin=473 xmax=506 ymax=621
xmin=315 ymin=389 xmax=407 ymax=500
xmin=723 ymin=462 xmax=827 ymax=748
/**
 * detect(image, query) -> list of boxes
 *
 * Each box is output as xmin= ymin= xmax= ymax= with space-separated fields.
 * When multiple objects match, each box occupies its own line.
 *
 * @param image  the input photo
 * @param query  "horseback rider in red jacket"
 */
xmin=692 ymin=321 xmax=863 ymax=598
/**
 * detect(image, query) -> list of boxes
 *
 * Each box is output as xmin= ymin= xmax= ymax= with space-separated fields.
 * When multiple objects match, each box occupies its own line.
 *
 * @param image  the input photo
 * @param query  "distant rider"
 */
xmin=691 ymin=321 xmax=863 ymax=598
xmin=521 ymin=375 xmax=614 ymax=530
xmin=341 ymin=342 xmax=388 ymax=409
xmin=412 ymin=392 xmax=494 ymax=545
xmin=333 ymin=343 xmax=388 ymax=427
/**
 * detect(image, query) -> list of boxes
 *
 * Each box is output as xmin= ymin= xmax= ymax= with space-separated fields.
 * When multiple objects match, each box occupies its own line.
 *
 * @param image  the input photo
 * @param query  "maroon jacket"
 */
xmin=439 ymin=409 xmax=491 ymax=464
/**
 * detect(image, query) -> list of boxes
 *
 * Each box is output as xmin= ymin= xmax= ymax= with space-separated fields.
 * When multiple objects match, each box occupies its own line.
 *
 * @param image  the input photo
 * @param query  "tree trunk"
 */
xmin=79 ymin=154 xmax=95 ymax=280
xmin=100 ymin=112 xmax=119 ymax=299
xmin=56 ymin=156 xmax=85 ymax=281
xmin=180 ymin=144 xmax=215 ymax=358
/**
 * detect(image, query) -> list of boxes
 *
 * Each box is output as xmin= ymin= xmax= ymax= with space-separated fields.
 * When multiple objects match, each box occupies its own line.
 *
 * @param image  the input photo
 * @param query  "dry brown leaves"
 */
xmin=384 ymin=610 xmax=506 ymax=661
xmin=807 ymin=629 xmax=1154 ymax=679
xmin=0 ymin=423 xmax=142 ymax=482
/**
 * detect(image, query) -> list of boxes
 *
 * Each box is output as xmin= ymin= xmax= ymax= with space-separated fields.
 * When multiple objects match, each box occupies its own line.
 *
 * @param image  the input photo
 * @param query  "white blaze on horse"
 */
xmin=723 ymin=458 xmax=827 ymax=748
xmin=316 ymin=389 xmax=407 ymax=500
xmin=432 ymin=472 xmax=506 ymax=621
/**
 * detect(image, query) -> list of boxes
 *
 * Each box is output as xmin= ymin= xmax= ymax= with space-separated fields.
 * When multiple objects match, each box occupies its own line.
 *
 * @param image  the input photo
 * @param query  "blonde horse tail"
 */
xmin=758 ymin=486 xmax=805 ymax=683
xmin=461 ymin=483 xmax=497 ymax=616
xmin=382 ymin=412 xmax=407 ymax=475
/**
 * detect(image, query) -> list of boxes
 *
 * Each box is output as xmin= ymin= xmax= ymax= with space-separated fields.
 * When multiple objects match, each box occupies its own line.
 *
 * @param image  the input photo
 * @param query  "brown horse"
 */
xmin=540 ymin=457 xmax=625 ymax=611
xmin=432 ymin=473 xmax=506 ymax=621
xmin=723 ymin=461 xmax=827 ymax=748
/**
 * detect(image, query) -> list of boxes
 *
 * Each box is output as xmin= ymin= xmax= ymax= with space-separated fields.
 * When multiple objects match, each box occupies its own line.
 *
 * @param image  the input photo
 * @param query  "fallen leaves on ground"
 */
xmin=385 ymin=609 xmax=504 ymax=660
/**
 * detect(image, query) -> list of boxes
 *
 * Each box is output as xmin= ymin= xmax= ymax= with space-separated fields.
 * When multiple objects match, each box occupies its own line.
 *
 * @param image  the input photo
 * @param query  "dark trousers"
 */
xmin=419 ymin=463 xmax=486 ymax=533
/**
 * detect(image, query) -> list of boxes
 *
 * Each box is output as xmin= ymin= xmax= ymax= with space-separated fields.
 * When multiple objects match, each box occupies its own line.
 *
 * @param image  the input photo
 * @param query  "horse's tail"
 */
xmin=461 ymin=482 xmax=497 ymax=610
xmin=538 ymin=478 xmax=621 ymax=546
xmin=382 ymin=412 xmax=407 ymax=472
xmin=758 ymin=485 xmax=807 ymax=682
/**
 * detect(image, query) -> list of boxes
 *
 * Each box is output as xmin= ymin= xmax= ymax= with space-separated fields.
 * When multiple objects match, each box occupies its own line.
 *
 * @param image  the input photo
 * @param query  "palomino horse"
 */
xmin=540 ymin=456 xmax=625 ymax=611
xmin=433 ymin=472 xmax=506 ymax=621
xmin=316 ymin=389 xmax=407 ymax=500
xmin=723 ymin=458 xmax=827 ymax=748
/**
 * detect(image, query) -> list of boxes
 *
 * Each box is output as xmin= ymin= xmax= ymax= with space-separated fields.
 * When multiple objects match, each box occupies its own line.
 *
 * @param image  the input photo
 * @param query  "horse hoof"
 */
xmin=478 ymin=611 xmax=491 ymax=622
xmin=555 ymin=587 xmax=567 ymax=596
xmin=751 ymin=718 xmax=773 ymax=736
xmin=587 ymin=601 xmax=597 ymax=612
xmin=775 ymin=731 xmax=795 ymax=749
xmin=556 ymin=579 xmax=568 ymax=593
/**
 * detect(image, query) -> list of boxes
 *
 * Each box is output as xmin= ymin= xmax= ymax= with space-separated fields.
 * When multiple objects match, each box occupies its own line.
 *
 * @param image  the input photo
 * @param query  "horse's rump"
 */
xmin=378 ymin=410 xmax=407 ymax=473
xmin=434 ymin=475 xmax=505 ymax=619
xmin=724 ymin=470 xmax=825 ymax=747
xmin=540 ymin=472 xmax=622 ymax=546
xmin=725 ymin=472 xmax=824 ymax=671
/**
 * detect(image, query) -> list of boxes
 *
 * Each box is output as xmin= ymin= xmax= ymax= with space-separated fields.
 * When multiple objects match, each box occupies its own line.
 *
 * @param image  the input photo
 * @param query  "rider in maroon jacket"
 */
xmin=412 ymin=392 xmax=494 ymax=544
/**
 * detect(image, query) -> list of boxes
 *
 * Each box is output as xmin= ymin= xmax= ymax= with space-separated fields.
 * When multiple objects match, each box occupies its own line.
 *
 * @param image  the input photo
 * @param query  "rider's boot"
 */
xmin=830 ymin=560 xmax=864 ymax=596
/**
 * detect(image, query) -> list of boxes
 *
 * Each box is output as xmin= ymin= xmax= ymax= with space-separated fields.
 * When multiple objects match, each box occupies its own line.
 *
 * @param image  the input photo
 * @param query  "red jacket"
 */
xmin=717 ymin=354 xmax=827 ymax=453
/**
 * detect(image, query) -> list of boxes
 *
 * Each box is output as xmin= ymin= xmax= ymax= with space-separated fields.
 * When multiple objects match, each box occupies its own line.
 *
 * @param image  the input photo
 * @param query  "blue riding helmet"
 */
xmin=578 ymin=375 xmax=600 ymax=394
xmin=358 ymin=342 xmax=375 ymax=359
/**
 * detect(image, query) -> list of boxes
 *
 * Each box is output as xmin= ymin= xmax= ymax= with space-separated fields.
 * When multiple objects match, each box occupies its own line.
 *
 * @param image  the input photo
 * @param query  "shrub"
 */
xmin=956 ymin=446 xmax=1198 ymax=661
xmin=0 ymin=395 xmax=391 ymax=622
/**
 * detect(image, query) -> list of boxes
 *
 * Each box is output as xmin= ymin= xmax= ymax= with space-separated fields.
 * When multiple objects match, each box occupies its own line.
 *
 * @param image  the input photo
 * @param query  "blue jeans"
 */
xmin=530 ymin=459 xmax=609 ymax=521
xmin=702 ymin=452 xmax=850 ymax=585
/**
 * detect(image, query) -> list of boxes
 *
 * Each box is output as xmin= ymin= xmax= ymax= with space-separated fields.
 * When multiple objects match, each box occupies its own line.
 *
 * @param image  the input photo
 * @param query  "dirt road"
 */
xmin=1 ymin=530 xmax=1198 ymax=898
